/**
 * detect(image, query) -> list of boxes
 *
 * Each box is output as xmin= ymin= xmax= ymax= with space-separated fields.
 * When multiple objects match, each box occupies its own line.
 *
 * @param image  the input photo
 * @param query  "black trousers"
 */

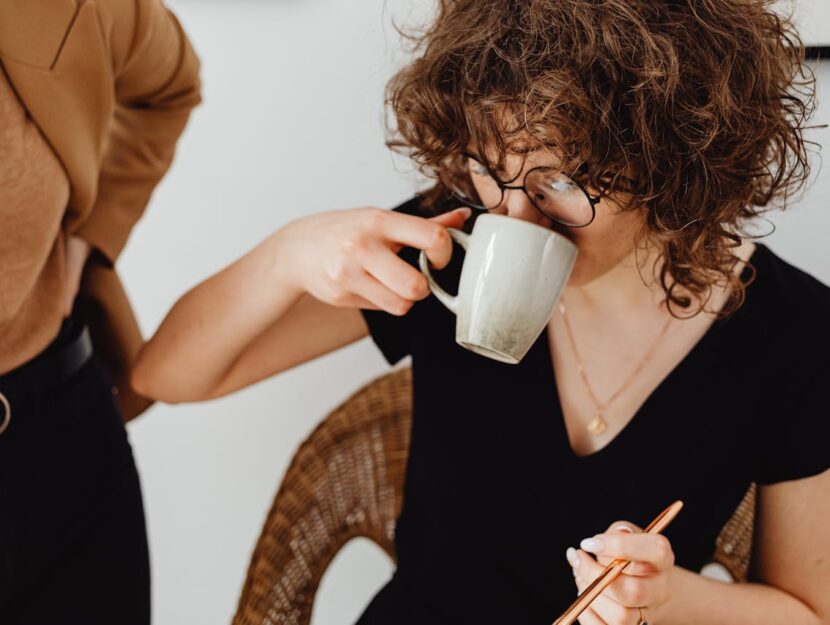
xmin=0 ymin=319 xmax=151 ymax=624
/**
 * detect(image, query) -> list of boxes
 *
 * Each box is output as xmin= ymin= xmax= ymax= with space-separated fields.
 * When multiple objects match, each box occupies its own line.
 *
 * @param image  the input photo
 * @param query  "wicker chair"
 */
xmin=232 ymin=367 xmax=757 ymax=625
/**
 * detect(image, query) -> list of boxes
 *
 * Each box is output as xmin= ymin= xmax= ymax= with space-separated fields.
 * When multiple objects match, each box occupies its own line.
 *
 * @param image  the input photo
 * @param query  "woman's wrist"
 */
xmin=266 ymin=219 xmax=312 ymax=297
xmin=644 ymin=566 xmax=680 ymax=624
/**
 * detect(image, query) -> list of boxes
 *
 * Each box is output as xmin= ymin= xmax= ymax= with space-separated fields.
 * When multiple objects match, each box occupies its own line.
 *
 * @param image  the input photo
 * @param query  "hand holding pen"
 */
xmin=557 ymin=502 xmax=683 ymax=625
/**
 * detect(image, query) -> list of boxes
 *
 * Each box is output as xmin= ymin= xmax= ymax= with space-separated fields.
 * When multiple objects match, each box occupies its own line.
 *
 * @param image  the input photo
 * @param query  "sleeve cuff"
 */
xmin=361 ymin=308 xmax=411 ymax=365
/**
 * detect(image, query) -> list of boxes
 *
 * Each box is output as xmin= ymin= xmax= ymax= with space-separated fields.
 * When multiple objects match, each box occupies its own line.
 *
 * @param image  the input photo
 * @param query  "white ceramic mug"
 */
xmin=419 ymin=214 xmax=578 ymax=364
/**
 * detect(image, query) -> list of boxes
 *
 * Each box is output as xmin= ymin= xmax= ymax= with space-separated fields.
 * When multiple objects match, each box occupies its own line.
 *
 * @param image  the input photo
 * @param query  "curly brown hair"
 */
xmin=385 ymin=0 xmax=818 ymax=315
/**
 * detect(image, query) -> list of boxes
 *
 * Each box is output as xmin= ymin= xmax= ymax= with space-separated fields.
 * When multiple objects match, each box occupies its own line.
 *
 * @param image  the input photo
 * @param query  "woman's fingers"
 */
xmin=594 ymin=523 xmax=637 ymax=567
xmin=566 ymin=519 xmax=674 ymax=625
xmin=425 ymin=208 xmax=470 ymax=268
xmin=380 ymin=208 xmax=469 ymax=269
xmin=570 ymin=560 xmax=611 ymax=625
xmin=364 ymin=247 xmax=431 ymax=302
xmin=592 ymin=522 xmax=660 ymax=574
xmin=313 ymin=206 xmax=472 ymax=311
xmin=577 ymin=608 xmax=609 ymax=625
xmin=605 ymin=521 xmax=643 ymax=534
xmin=429 ymin=207 xmax=471 ymax=228
xmin=580 ymin=532 xmax=674 ymax=570
xmin=362 ymin=207 xmax=470 ymax=303
xmin=331 ymin=292 xmax=382 ymax=311
xmin=587 ymin=594 xmax=639 ymax=625
xmin=568 ymin=549 xmax=667 ymax=612
xmin=347 ymin=272 xmax=414 ymax=316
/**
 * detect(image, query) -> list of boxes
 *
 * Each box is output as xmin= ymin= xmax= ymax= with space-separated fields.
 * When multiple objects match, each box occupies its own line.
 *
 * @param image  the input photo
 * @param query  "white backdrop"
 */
xmin=794 ymin=0 xmax=830 ymax=45
xmin=120 ymin=2 xmax=830 ymax=624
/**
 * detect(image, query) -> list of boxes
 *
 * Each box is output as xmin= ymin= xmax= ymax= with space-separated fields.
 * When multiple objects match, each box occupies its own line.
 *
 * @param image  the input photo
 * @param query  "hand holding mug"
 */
xmin=278 ymin=206 xmax=471 ymax=315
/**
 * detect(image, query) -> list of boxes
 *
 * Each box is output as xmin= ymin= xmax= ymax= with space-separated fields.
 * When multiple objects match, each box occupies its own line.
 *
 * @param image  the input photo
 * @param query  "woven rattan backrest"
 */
xmin=232 ymin=368 xmax=412 ymax=625
xmin=232 ymin=367 xmax=755 ymax=625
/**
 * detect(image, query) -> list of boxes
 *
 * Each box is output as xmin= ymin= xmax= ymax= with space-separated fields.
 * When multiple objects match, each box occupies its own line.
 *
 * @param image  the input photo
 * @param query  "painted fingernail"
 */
xmin=580 ymin=537 xmax=606 ymax=553
xmin=566 ymin=547 xmax=579 ymax=569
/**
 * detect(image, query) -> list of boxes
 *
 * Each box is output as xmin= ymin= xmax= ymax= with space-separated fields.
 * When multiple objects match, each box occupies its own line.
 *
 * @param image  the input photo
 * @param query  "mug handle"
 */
xmin=418 ymin=228 xmax=469 ymax=314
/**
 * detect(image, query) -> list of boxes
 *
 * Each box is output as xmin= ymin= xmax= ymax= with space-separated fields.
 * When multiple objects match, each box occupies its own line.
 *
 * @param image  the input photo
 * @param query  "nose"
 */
xmin=501 ymin=188 xmax=549 ymax=227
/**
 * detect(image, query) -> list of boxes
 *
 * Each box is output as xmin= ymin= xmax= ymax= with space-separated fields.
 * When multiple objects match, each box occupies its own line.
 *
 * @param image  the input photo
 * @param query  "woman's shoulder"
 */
xmin=742 ymin=244 xmax=830 ymax=485
xmin=744 ymin=243 xmax=830 ymax=353
xmin=750 ymin=243 xmax=830 ymax=312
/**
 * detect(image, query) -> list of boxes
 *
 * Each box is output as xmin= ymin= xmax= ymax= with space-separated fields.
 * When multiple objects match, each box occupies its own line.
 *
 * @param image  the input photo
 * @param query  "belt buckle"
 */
xmin=0 ymin=392 xmax=10 ymax=436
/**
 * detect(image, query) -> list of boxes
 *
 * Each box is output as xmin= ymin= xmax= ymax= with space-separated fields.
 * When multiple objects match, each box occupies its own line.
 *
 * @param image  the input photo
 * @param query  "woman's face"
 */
xmin=466 ymin=149 xmax=647 ymax=282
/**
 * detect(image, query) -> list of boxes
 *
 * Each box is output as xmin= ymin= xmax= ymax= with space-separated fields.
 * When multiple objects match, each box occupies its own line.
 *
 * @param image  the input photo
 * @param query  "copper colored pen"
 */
xmin=552 ymin=500 xmax=684 ymax=625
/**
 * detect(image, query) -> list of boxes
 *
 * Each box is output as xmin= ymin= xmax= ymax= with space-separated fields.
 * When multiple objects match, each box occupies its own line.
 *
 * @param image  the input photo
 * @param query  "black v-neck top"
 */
xmin=357 ymin=198 xmax=830 ymax=625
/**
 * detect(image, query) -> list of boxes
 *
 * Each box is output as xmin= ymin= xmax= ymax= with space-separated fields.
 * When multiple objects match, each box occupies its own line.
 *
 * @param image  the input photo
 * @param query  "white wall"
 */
xmin=120 ymin=2 xmax=830 ymax=624
xmin=794 ymin=0 xmax=830 ymax=45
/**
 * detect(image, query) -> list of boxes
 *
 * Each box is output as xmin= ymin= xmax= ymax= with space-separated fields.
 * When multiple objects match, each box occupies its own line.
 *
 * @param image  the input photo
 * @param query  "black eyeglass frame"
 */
xmin=447 ymin=153 xmax=606 ymax=228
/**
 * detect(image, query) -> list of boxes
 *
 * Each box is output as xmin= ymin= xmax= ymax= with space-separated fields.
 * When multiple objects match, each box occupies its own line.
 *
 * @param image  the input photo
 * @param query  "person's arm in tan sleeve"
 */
xmin=75 ymin=0 xmax=202 ymax=263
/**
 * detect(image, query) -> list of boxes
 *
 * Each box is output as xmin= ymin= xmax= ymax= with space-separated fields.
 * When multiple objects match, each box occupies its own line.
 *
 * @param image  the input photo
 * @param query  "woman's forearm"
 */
xmin=658 ymin=567 xmax=823 ymax=625
xmin=131 ymin=207 xmax=468 ymax=404
xmin=132 ymin=229 xmax=303 ymax=403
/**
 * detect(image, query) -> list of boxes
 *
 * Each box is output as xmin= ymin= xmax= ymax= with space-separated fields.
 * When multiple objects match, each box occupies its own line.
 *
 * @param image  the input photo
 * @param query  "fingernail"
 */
xmin=580 ymin=537 xmax=606 ymax=554
xmin=566 ymin=547 xmax=578 ymax=569
xmin=458 ymin=207 xmax=472 ymax=219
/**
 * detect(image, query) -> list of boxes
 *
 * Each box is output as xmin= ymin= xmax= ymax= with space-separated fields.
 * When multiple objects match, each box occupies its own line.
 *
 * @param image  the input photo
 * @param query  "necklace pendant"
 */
xmin=588 ymin=413 xmax=608 ymax=436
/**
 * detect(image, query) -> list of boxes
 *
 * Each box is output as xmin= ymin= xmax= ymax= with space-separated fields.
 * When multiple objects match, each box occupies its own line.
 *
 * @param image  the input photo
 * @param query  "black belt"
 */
xmin=0 ymin=325 xmax=94 ymax=436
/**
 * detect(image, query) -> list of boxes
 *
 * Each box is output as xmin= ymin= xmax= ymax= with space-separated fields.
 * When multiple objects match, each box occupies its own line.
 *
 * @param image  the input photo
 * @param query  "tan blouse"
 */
xmin=0 ymin=0 xmax=201 ymax=418
xmin=0 ymin=65 xmax=71 ymax=373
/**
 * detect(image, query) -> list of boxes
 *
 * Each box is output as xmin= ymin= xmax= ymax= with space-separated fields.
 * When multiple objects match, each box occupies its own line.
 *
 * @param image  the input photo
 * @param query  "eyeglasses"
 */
xmin=444 ymin=154 xmax=603 ymax=228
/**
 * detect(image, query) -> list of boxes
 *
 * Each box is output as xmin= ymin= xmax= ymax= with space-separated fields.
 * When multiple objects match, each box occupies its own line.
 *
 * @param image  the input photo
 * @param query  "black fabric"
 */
xmin=0 ymin=313 xmax=92 ymax=393
xmin=357 ymin=198 xmax=830 ymax=625
xmin=0 ymin=317 xmax=150 ymax=625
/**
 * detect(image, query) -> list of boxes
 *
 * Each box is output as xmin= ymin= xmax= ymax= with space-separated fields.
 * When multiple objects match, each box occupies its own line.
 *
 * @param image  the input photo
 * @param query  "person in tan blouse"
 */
xmin=0 ymin=1 xmax=200 ymax=622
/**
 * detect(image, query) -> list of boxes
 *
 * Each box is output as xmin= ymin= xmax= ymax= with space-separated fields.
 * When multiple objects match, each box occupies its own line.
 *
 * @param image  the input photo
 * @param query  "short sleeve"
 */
xmin=362 ymin=306 xmax=413 ymax=365
xmin=755 ymin=358 xmax=830 ymax=485
xmin=360 ymin=197 xmax=427 ymax=365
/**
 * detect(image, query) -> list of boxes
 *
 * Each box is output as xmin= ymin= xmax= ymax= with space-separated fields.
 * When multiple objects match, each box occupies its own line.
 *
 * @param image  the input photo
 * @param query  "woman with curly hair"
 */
xmin=133 ymin=1 xmax=829 ymax=624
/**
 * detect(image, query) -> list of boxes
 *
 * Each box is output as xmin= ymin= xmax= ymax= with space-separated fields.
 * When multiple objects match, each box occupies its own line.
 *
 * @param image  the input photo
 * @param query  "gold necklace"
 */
xmin=558 ymin=298 xmax=673 ymax=436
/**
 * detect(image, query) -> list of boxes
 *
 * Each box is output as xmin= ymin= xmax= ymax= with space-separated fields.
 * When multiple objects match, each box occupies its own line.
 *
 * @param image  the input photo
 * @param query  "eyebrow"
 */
xmin=466 ymin=153 xmax=524 ymax=184
xmin=466 ymin=151 xmax=566 ymax=184
xmin=466 ymin=142 xmax=537 ymax=161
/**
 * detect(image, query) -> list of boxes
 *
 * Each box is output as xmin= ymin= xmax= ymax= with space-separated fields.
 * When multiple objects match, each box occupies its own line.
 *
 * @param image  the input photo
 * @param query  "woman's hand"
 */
xmin=133 ymin=205 xmax=472 ymax=403
xmin=276 ymin=206 xmax=471 ymax=316
xmin=566 ymin=522 xmax=675 ymax=625
xmin=64 ymin=236 xmax=92 ymax=316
